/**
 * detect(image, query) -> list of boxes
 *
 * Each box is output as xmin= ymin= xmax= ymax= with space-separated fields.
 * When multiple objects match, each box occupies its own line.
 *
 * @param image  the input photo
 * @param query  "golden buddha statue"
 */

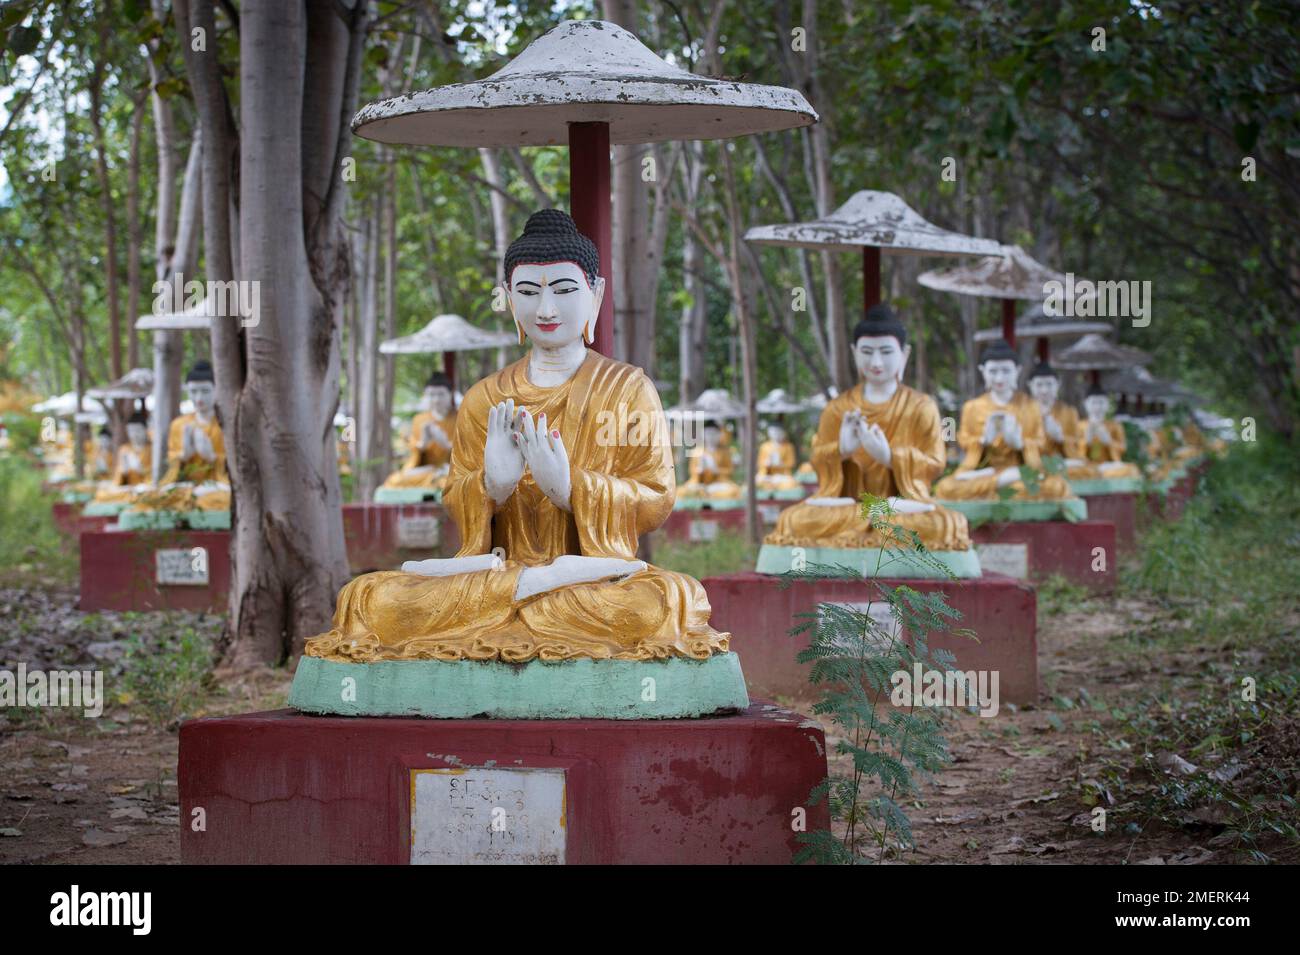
xmin=932 ymin=339 xmax=1076 ymax=507
xmin=1027 ymin=362 xmax=1083 ymax=460
xmin=754 ymin=421 xmax=801 ymax=498
xmin=375 ymin=372 xmax=456 ymax=502
xmin=306 ymin=210 xmax=729 ymax=664
xmin=1070 ymin=386 xmax=1142 ymax=483
xmin=678 ymin=419 xmax=743 ymax=504
xmin=762 ymin=305 xmax=976 ymax=575
xmin=89 ymin=409 xmax=153 ymax=508
xmin=124 ymin=360 xmax=230 ymax=518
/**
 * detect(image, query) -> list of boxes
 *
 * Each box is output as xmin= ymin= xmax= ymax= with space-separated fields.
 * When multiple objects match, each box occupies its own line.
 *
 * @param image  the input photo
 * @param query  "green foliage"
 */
xmin=118 ymin=625 xmax=215 ymax=730
xmin=790 ymin=494 xmax=973 ymax=863
xmin=652 ymin=528 xmax=757 ymax=580
xmin=0 ymin=455 xmax=74 ymax=582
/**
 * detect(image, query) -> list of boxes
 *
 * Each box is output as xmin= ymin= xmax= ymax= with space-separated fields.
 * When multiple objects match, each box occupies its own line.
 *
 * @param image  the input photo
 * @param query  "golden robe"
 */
xmin=306 ymin=352 xmax=729 ymax=663
xmin=933 ymin=392 xmax=1072 ymax=500
xmin=92 ymin=442 xmax=154 ymax=504
xmin=768 ymin=385 xmax=970 ymax=550
xmin=380 ymin=410 xmax=457 ymax=489
xmin=680 ymin=442 xmax=742 ymax=498
xmin=129 ymin=414 xmax=229 ymax=513
xmin=1069 ymin=419 xmax=1142 ymax=479
xmin=755 ymin=440 xmax=799 ymax=491
xmin=1040 ymin=400 xmax=1083 ymax=460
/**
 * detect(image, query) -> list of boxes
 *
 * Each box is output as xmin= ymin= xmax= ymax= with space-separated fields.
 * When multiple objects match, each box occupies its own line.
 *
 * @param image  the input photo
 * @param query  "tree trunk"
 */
xmin=178 ymin=0 xmax=360 ymax=667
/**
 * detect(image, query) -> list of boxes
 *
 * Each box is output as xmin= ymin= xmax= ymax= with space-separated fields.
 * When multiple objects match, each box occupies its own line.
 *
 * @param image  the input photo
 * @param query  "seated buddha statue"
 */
xmin=305 ymin=209 xmax=729 ymax=664
xmin=678 ymin=419 xmax=743 ymax=503
xmin=1071 ymin=387 xmax=1141 ymax=482
xmin=1027 ymin=361 xmax=1084 ymax=466
xmin=932 ymin=339 xmax=1075 ymax=505
xmin=763 ymin=305 xmax=975 ymax=574
xmin=754 ymin=421 xmax=801 ymax=497
xmin=376 ymin=372 xmax=456 ymax=502
xmin=126 ymin=360 xmax=230 ymax=517
xmin=89 ymin=409 xmax=153 ymax=508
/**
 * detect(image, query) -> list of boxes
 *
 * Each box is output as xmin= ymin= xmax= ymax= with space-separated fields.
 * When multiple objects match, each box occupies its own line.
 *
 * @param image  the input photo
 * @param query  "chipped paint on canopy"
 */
xmin=1103 ymin=365 xmax=1202 ymax=402
xmin=744 ymin=191 xmax=1001 ymax=256
xmin=666 ymin=388 xmax=748 ymax=420
xmin=1053 ymin=333 xmax=1153 ymax=371
xmin=30 ymin=391 xmax=105 ymax=417
xmin=134 ymin=297 xmax=214 ymax=332
xmin=972 ymin=317 xmax=1112 ymax=343
xmin=918 ymin=245 xmax=1076 ymax=300
xmin=352 ymin=20 xmax=817 ymax=148
xmin=379 ymin=314 xmax=516 ymax=355
xmin=87 ymin=367 xmax=155 ymax=400
xmin=755 ymin=388 xmax=811 ymax=414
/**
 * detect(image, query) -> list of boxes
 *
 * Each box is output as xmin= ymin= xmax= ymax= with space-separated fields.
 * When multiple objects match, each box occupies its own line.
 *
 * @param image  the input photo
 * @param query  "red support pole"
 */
xmin=862 ymin=246 xmax=882 ymax=313
xmin=443 ymin=351 xmax=456 ymax=393
xmin=1036 ymin=337 xmax=1049 ymax=363
xmin=1001 ymin=298 xmax=1017 ymax=348
xmin=568 ymin=122 xmax=613 ymax=357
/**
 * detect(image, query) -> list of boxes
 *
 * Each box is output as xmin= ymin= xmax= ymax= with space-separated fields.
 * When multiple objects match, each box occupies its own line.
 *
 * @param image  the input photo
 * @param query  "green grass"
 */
xmin=0 ymin=456 xmax=75 ymax=584
xmin=119 ymin=625 xmax=217 ymax=730
xmin=652 ymin=529 xmax=758 ymax=580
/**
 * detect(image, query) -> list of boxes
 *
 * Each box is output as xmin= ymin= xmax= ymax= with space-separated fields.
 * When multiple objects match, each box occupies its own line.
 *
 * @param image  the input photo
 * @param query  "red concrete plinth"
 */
xmin=79 ymin=529 xmax=231 ymax=613
xmin=1080 ymin=493 xmax=1137 ymax=552
xmin=52 ymin=501 xmax=113 ymax=537
xmin=703 ymin=571 xmax=1038 ymax=705
xmin=342 ymin=502 xmax=461 ymax=572
xmin=179 ymin=704 xmax=829 ymax=864
xmin=971 ymin=520 xmax=1117 ymax=593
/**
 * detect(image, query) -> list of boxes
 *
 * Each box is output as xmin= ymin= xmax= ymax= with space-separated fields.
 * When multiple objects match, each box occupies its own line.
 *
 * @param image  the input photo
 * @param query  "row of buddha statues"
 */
xmin=51 ymin=361 xmax=232 ymax=525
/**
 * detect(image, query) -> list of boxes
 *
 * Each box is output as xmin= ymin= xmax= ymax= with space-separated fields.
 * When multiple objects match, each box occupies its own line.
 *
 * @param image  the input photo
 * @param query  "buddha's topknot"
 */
xmin=504 ymin=209 xmax=600 ymax=284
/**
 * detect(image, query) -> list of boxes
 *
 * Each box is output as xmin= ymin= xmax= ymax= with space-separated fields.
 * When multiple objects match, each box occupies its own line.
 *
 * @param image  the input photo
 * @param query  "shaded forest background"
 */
xmin=1 ymin=0 xmax=1297 ymax=455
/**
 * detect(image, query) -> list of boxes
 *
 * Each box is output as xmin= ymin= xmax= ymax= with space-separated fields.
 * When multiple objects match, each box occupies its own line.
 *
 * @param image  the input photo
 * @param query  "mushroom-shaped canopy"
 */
xmin=74 ymin=409 xmax=109 ymax=425
xmin=353 ymin=20 xmax=816 ymax=148
xmin=805 ymin=386 xmax=840 ymax=410
xmin=756 ymin=388 xmax=810 ymax=414
xmin=30 ymin=391 xmax=105 ymax=417
xmin=87 ymin=367 xmax=155 ymax=401
xmin=135 ymin=297 xmax=214 ymax=332
xmin=379 ymin=314 xmax=516 ymax=355
xmin=1103 ymin=366 xmax=1202 ymax=403
xmin=919 ymin=245 xmax=1081 ymax=301
xmin=1054 ymin=333 xmax=1152 ymax=371
xmin=973 ymin=304 xmax=1112 ymax=343
xmin=745 ymin=190 xmax=1000 ymax=256
xmin=666 ymin=388 xmax=748 ymax=421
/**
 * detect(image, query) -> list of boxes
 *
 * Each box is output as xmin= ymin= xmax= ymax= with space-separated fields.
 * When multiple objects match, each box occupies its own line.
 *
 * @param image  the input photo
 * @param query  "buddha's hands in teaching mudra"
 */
xmin=484 ymin=399 xmax=526 ymax=504
xmin=517 ymin=409 xmax=572 ymax=511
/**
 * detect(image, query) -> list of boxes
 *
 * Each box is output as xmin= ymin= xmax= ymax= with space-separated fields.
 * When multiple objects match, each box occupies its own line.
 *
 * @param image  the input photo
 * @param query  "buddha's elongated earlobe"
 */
xmin=583 ymin=319 xmax=595 ymax=344
xmin=515 ymin=319 xmax=526 ymax=346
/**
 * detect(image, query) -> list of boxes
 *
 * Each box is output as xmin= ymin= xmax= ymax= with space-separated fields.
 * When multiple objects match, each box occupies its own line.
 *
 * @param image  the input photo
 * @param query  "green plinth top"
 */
xmin=935 ymin=497 xmax=1088 ymax=524
xmin=755 ymin=543 xmax=982 ymax=579
xmin=288 ymin=653 xmax=751 ymax=720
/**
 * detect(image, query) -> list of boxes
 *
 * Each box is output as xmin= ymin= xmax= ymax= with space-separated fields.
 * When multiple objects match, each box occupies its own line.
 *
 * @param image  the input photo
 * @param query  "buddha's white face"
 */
xmin=127 ymin=423 xmax=148 ymax=447
xmin=424 ymin=385 xmax=453 ymax=418
xmin=767 ymin=424 xmax=786 ymax=443
xmin=1029 ymin=375 xmax=1059 ymax=405
xmin=508 ymin=261 xmax=605 ymax=348
xmin=702 ymin=425 xmax=721 ymax=450
xmin=96 ymin=433 xmax=112 ymax=451
xmin=854 ymin=335 xmax=909 ymax=386
xmin=1084 ymin=395 xmax=1110 ymax=420
xmin=187 ymin=381 xmax=215 ymax=416
xmin=980 ymin=359 xmax=1020 ymax=402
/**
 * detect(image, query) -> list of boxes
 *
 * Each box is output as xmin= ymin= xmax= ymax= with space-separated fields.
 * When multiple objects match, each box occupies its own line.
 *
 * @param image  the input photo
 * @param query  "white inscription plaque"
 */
xmin=823 ymin=600 xmax=901 ymax=653
xmin=688 ymin=518 xmax=719 ymax=542
xmin=411 ymin=766 xmax=566 ymax=865
xmin=155 ymin=547 xmax=209 ymax=586
xmin=975 ymin=542 xmax=1029 ymax=579
xmin=396 ymin=514 xmax=440 ymax=549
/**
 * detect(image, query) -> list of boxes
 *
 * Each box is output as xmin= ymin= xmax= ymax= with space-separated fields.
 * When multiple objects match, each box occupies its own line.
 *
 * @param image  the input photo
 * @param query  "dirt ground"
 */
xmin=0 ymin=579 xmax=1289 ymax=864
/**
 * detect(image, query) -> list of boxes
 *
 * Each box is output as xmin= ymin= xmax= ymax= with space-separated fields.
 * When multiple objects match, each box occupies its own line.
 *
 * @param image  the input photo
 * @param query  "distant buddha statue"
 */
xmin=1071 ymin=386 xmax=1141 ymax=482
xmin=679 ymin=419 xmax=743 ymax=502
xmin=754 ymin=421 xmax=801 ymax=497
xmin=932 ymin=339 xmax=1075 ymax=504
xmin=125 ymin=360 xmax=230 ymax=518
xmin=1027 ymin=362 xmax=1083 ymax=461
xmin=91 ymin=426 xmax=115 ymax=479
xmin=763 ymin=305 xmax=976 ymax=573
xmin=306 ymin=210 xmax=729 ymax=663
xmin=90 ymin=409 xmax=153 ymax=508
xmin=376 ymin=372 xmax=456 ymax=501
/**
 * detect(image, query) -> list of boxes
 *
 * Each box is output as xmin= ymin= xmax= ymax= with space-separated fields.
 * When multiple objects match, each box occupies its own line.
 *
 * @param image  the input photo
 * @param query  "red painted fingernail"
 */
xmin=552 ymin=430 xmax=559 ymax=438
